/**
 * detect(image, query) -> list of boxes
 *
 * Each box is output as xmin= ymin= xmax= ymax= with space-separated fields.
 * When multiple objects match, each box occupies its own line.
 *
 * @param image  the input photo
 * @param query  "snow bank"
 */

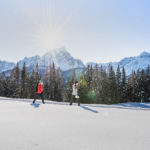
xmin=0 ymin=97 xmax=150 ymax=150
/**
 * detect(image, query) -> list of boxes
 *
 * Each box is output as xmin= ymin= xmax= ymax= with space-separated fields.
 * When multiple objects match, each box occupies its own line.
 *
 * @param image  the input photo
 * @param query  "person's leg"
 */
xmin=41 ymin=92 xmax=45 ymax=104
xmin=33 ymin=93 xmax=37 ymax=103
xmin=78 ymin=98 xmax=80 ymax=106
xmin=70 ymin=95 xmax=74 ymax=105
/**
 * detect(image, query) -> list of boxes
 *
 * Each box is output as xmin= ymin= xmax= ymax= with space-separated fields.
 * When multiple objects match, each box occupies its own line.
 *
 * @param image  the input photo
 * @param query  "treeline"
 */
xmin=0 ymin=63 xmax=64 ymax=101
xmin=65 ymin=65 xmax=150 ymax=104
xmin=0 ymin=63 xmax=150 ymax=104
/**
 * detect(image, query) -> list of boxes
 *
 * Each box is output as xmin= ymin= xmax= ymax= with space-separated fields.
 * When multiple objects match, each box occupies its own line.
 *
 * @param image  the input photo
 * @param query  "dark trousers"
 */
xmin=70 ymin=95 xmax=80 ymax=106
xmin=33 ymin=92 xmax=45 ymax=104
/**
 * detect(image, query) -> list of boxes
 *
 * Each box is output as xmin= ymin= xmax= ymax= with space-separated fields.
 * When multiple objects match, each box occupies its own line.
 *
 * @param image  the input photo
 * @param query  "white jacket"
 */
xmin=72 ymin=84 xmax=78 ymax=96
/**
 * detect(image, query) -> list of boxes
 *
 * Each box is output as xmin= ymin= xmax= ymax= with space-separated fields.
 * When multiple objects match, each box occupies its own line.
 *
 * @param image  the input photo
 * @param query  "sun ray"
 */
xmin=6 ymin=0 xmax=84 ymax=51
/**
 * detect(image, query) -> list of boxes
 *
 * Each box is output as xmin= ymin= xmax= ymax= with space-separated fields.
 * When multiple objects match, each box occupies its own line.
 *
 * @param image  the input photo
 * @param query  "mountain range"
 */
xmin=87 ymin=51 xmax=150 ymax=75
xmin=0 ymin=47 xmax=85 ymax=73
xmin=0 ymin=47 xmax=150 ymax=77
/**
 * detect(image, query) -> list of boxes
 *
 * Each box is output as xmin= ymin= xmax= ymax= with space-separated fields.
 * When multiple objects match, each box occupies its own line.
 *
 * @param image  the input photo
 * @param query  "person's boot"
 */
xmin=33 ymin=100 xmax=35 ymax=104
xmin=78 ymin=99 xmax=80 ymax=106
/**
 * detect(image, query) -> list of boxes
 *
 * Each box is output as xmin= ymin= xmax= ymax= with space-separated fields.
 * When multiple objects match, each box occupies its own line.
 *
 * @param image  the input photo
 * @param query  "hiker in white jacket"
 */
xmin=70 ymin=81 xmax=80 ymax=106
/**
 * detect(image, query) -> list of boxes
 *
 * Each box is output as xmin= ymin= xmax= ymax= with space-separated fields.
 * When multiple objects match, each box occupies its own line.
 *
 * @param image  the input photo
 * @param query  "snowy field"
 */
xmin=0 ymin=97 xmax=150 ymax=150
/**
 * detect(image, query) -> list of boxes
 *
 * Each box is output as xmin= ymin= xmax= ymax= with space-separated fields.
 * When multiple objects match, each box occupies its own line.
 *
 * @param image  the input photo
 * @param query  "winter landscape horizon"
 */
xmin=1 ymin=46 xmax=150 ymax=65
xmin=1 ymin=47 xmax=150 ymax=75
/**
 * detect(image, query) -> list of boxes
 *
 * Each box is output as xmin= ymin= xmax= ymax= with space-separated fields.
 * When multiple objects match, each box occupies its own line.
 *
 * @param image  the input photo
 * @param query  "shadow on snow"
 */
xmin=118 ymin=103 xmax=150 ymax=109
xmin=0 ymin=97 xmax=150 ymax=111
xmin=30 ymin=103 xmax=40 ymax=108
xmin=81 ymin=105 xmax=99 ymax=113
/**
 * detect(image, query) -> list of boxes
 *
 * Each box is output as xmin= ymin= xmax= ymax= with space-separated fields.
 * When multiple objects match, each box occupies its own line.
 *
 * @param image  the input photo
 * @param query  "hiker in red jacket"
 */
xmin=33 ymin=81 xmax=45 ymax=104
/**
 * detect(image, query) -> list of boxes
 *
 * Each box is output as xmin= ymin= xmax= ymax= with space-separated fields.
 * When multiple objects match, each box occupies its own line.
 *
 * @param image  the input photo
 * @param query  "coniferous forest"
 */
xmin=0 ymin=63 xmax=150 ymax=104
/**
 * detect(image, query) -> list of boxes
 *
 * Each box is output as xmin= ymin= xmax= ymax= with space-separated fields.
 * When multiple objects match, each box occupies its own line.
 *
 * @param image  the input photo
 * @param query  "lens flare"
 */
xmin=12 ymin=0 xmax=83 ymax=51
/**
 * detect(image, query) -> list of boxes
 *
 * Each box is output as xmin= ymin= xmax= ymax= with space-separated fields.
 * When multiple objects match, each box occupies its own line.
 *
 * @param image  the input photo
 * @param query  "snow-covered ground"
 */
xmin=0 ymin=97 xmax=150 ymax=150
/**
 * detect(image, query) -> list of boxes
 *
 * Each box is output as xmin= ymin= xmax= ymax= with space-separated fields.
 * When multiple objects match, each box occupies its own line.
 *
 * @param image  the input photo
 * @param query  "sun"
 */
xmin=18 ymin=0 xmax=82 ymax=51
xmin=35 ymin=27 xmax=65 ymax=50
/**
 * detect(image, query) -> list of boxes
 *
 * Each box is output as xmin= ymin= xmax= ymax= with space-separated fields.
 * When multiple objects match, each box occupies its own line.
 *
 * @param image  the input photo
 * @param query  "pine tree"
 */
xmin=145 ymin=65 xmax=150 ymax=101
xmin=35 ymin=63 xmax=41 ymax=83
xmin=10 ymin=63 xmax=20 ymax=98
xmin=127 ymin=71 xmax=136 ymax=102
xmin=3 ymin=76 xmax=13 ymax=97
xmin=0 ymin=72 xmax=6 ymax=96
xmin=44 ymin=67 xmax=50 ymax=99
xmin=0 ymin=73 xmax=4 ymax=96
xmin=20 ymin=63 xmax=27 ymax=98
xmin=108 ymin=65 xmax=117 ymax=104
xmin=91 ymin=64 xmax=99 ymax=103
xmin=27 ymin=70 xmax=36 ymax=99
xmin=51 ymin=63 xmax=56 ymax=99
xmin=64 ymin=69 xmax=76 ymax=102
xmin=55 ymin=67 xmax=64 ymax=101
xmin=134 ymin=69 xmax=142 ymax=102
xmin=64 ymin=79 xmax=72 ymax=102
xmin=98 ymin=66 xmax=107 ymax=103
xmin=116 ymin=65 xmax=121 ymax=103
xmin=92 ymin=64 xmax=99 ymax=91
xmin=72 ymin=69 xmax=76 ymax=84
xmin=139 ymin=69 xmax=146 ymax=102
xmin=44 ymin=63 xmax=64 ymax=101
xmin=121 ymin=67 xmax=127 ymax=103
xmin=86 ymin=65 xmax=92 ymax=90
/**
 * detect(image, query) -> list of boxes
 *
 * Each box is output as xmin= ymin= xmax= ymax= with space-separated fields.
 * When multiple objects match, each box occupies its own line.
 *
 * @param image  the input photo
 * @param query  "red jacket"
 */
xmin=37 ymin=83 xmax=43 ymax=94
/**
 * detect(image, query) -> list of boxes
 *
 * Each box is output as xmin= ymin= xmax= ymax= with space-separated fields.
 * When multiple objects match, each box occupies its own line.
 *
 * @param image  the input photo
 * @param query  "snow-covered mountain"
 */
xmin=0 ymin=60 xmax=15 ymax=73
xmin=87 ymin=51 xmax=150 ymax=75
xmin=18 ymin=47 xmax=85 ymax=71
xmin=0 ymin=49 xmax=150 ymax=76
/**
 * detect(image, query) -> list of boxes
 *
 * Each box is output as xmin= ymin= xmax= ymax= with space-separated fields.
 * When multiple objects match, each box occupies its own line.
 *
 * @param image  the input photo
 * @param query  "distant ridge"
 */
xmin=0 ymin=49 xmax=150 ymax=76
xmin=87 ymin=51 xmax=150 ymax=75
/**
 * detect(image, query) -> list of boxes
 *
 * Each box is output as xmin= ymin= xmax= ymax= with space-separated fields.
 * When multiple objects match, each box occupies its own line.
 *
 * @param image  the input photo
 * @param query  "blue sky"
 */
xmin=0 ymin=0 xmax=150 ymax=64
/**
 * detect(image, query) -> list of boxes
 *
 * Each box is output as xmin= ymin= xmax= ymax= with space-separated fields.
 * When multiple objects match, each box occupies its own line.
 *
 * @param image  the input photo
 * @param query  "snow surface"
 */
xmin=0 ymin=97 xmax=150 ymax=150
